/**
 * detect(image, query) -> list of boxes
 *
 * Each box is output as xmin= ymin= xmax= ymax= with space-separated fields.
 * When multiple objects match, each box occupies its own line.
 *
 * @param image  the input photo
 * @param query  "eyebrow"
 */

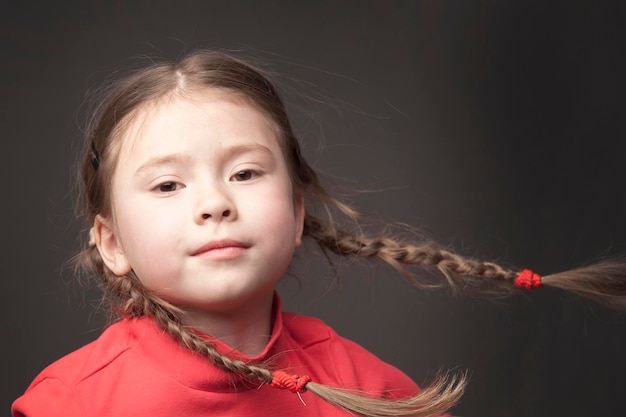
xmin=134 ymin=144 xmax=276 ymax=177
xmin=220 ymin=143 xmax=275 ymax=161
xmin=135 ymin=153 xmax=191 ymax=177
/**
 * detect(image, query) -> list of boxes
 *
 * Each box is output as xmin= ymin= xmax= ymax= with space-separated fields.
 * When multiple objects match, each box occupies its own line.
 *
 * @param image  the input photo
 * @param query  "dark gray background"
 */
xmin=3 ymin=1 xmax=626 ymax=416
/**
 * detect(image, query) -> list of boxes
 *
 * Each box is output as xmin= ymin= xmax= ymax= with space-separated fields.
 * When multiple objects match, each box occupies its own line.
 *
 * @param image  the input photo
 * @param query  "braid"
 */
xmin=149 ymin=298 xmax=274 ymax=384
xmin=304 ymin=215 xmax=515 ymax=287
xmin=303 ymin=215 xmax=626 ymax=308
xmin=96 ymin=263 xmax=276 ymax=384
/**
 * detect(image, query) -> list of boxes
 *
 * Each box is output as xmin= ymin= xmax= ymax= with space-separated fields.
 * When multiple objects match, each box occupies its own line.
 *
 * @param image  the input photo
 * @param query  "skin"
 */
xmin=92 ymin=89 xmax=305 ymax=355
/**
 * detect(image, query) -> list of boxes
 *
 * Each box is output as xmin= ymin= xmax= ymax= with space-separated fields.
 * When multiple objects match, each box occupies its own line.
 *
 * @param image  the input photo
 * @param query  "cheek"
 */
xmin=114 ymin=201 xmax=182 ymax=264
xmin=248 ymin=185 xmax=298 ymax=233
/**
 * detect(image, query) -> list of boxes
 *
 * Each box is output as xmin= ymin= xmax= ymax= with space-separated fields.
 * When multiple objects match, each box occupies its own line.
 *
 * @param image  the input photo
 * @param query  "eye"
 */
xmin=154 ymin=181 xmax=183 ymax=193
xmin=230 ymin=170 xmax=258 ymax=182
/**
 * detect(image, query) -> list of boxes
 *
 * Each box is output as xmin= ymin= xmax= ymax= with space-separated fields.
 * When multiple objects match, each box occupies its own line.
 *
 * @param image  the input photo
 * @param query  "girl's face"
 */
xmin=93 ymin=89 xmax=304 ymax=319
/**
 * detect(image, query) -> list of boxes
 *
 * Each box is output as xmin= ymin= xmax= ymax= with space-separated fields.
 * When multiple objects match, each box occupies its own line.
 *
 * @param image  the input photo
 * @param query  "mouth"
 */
xmin=191 ymin=239 xmax=250 ymax=260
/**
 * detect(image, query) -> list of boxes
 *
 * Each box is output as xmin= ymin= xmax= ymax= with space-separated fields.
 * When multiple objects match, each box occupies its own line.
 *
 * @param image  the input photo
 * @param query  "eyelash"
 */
xmin=230 ymin=169 xmax=259 ymax=182
xmin=154 ymin=181 xmax=183 ymax=193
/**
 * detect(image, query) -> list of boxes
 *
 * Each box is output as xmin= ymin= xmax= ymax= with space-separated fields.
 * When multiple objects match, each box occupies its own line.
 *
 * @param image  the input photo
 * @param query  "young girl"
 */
xmin=12 ymin=50 xmax=626 ymax=417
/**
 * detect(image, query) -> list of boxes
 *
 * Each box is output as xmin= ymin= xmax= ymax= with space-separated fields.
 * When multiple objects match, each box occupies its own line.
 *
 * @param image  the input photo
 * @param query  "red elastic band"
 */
xmin=514 ymin=269 xmax=542 ymax=290
xmin=270 ymin=370 xmax=311 ymax=393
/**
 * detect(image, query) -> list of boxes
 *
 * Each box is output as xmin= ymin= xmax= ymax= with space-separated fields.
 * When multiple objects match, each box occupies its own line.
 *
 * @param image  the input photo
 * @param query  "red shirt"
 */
xmin=12 ymin=298 xmax=419 ymax=416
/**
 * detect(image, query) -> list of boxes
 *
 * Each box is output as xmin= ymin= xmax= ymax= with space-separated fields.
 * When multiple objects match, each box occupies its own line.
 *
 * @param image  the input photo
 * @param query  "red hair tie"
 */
xmin=514 ymin=269 xmax=542 ymax=290
xmin=270 ymin=370 xmax=311 ymax=393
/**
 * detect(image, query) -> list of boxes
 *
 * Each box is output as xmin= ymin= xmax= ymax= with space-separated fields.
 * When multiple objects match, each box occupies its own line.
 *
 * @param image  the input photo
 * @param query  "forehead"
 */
xmin=114 ymin=88 xmax=283 ymax=165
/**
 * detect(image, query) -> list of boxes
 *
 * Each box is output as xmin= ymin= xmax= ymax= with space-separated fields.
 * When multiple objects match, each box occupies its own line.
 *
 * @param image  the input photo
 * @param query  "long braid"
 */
xmin=304 ymin=215 xmax=514 ymax=284
xmin=304 ymin=215 xmax=626 ymax=309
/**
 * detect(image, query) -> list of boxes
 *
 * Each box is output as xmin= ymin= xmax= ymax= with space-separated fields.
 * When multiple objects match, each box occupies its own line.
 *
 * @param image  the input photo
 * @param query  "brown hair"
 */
xmin=76 ymin=50 xmax=626 ymax=417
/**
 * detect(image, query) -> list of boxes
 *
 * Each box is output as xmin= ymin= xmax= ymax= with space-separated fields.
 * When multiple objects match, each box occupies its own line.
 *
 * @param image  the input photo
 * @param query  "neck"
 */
xmin=179 ymin=292 xmax=276 ymax=357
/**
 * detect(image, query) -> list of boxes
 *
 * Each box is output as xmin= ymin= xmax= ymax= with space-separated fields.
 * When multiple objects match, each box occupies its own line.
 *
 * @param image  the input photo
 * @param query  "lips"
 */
xmin=191 ymin=239 xmax=250 ymax=259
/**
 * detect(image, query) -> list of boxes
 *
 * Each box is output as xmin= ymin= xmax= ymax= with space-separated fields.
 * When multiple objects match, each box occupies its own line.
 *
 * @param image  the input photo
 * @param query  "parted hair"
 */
xmin=76 ymin=50 xmax=626 ymax=417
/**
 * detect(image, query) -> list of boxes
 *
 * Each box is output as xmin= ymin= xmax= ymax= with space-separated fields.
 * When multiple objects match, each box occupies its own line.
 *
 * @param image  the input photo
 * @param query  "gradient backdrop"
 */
xmin=3 ymin=1 xmax=626 ymax=416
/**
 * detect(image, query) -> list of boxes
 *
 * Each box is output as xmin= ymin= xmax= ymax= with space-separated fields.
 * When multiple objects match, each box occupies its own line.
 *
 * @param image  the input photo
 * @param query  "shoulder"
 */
xmin=12 ymin=319 xmax=135 ymax=417
xmin=281 ymin=312 xmax=419 ymax=398
xmin=31 ymin=319 xmax=132 ymax=386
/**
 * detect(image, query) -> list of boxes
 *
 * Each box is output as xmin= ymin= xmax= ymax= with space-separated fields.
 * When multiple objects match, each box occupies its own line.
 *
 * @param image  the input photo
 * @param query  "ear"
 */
xmin=293 ymin=192 xmax=305 ymax=247
xmin=92 ymin=214 xmax=131 ymax=276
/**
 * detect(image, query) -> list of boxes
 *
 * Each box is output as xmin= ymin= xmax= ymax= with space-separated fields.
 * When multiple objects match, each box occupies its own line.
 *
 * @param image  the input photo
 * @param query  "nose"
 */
xmin=194 ymin=183 xmax=237 ymax=224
